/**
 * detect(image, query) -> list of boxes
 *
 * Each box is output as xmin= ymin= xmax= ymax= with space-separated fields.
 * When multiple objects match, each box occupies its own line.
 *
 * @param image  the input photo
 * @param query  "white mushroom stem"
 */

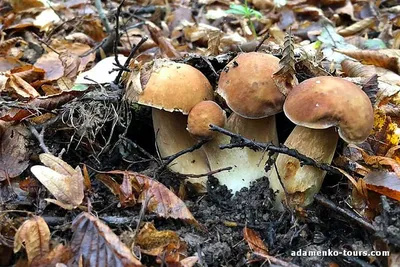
xmin=203 ymin=113 xmax=278 ymax=193
xmin=152 ymin=109 xmax=210 ymax=191
xmin=268 ymin=126 xmax=339 ymax=210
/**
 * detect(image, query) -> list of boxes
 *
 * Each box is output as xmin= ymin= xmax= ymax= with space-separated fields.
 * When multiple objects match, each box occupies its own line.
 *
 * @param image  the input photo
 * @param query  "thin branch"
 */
xmin=210 ymin=125 xmax=341 ymax=175
xmin=314 ymin=194 xmax=376 ymax=233
xmin=184 ymin=166 xmax=233 ymax=178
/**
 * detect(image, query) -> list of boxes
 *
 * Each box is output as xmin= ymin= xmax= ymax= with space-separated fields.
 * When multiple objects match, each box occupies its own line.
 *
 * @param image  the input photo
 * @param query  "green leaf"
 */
xmin=228 ymin=4 xmax=247 ymax=14
xmin=226 ymin=9 xmax=246 ymax=16
xmin=364 ymin=39 xmax=387 ymax=50
xmin=250 ymin=10 xmax=262 ymax=18
xmin=71 ymin=83 xmax=89 ymax=91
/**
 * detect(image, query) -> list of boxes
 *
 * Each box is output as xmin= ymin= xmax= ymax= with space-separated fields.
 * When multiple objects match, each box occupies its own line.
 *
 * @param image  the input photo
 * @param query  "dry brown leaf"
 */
xmin=0 ymin=91 xmax=81 ymax=121
xmin=146 ymin=21 xmax=181 ymax=59
xmin=0 ymin=57 xmax=25 ymax=72
xmin=96 ymin=174 xmax=137 ymax=207
xmin=0 ymin=37 xmax=25 ymax=56
xmin=350 ymin=145 xmax=400 ymax=177
xmin=0 ymin=121 xmax=30 ymax=181
xmin=104 ymin=171 xmax=200 ymax=226
xmin=30 ymin=244 xmax=73 ymax=267
xmin=34 ymin=52 xmax=64 ymax=81
xmin=363 ymin=171 xmax=400 ymax=201
xmin=336 ymin=49 xmax=400 ymax=74
xmin=39 ymin=153 xmax=76 ymax=176
xmin=70 ymin=212 xmax=143 ymax=267
xmin=337 ymin=17 xmax=375 ymax=37
xmin=6 ymin=73 xmax=40 ymax=98
xmin=30 ymin=153 xmax=84 ymax=209
xmin=272 ymin=29 xmax=298 ymax=96
xmin=136 ymin=222 xmax=185 ymax=263
xmin=14 ymin=216 xmax=50 ymax=264
xmin=243 ymin=227 xmax=269 ymax=256
xmin=8 ymin=0 xmax=44 ymax=12
xmin=59 ymin=52 xmax=81 ymax=79
xmin=341 ymin=59 xmax=400 ymax=86
xmin=57 ymin=77 xmax=75 ymax=91
xmin=10 ymin=65 xmax=46 ymax=84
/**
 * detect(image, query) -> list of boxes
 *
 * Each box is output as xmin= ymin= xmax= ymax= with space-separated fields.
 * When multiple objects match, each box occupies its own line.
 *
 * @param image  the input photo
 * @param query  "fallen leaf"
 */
xmin=364 ymin=171 xmax=400 ymax=201
xmin=70 ymin=212 xmax=143 ymax=267
xmin=0 ymin=91 xmax=82 ymax=121
xmin=136 ymin=222 xmax=185 ymax=263
xmin=30 ymin=153 xmax=84 ymax=209
xmin=6 ymin=73 xmax=40 ymax=98
xmin=14 ymin=216 xmax=50 ymax=264
xmin=30 ymin=244 xmax=73 ymax=267
xmin=335 ymin=49 xmax=400 ymax=74
xmin=272 ymin=29 xmax=298 ymax=96
xmin=103 ymin=171 xmax=200 ymax=226
xmin=337 ymin=17 xmax=375 ymax=37
xmin=0 ymin=121 xmax=30 ymax=181
xmin=243 ymin=227 xmax=269 ymax=256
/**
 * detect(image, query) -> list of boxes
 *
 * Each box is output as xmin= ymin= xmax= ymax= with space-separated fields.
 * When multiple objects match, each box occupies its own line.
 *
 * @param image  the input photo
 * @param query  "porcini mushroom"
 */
xmin=212 ymin=52 xmax=285 ymax=192
xmin=125 ymin=59 xmax=214 ymax=190
xmin=269 ymin=76 xmax=374 ymax=208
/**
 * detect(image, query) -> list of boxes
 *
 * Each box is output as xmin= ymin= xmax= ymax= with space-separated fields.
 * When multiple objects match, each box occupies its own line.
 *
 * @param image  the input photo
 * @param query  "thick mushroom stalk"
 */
xmin=211 ymin=113 xmax=278 ymax=192
xmin=269 ymin=126 xmax=338 ymax=209
xmin=270 ymin=76 xmax=374 ymax=209
xmin=124 ymin=59 xmax=214 ymax=191
xmin=187 ymin=101 xmax=279 ymax=192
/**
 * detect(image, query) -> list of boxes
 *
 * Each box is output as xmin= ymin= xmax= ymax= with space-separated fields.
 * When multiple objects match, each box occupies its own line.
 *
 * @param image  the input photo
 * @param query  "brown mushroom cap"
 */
xmin=187 ymin=101 xmax=226 ymax=140
xmin=283 ymin=76 xmax=374 ymax=144
xmin=126 ymin=59 xmax=214 ymax=114
xmin=217 ymin=52 xmax=284 ymax=119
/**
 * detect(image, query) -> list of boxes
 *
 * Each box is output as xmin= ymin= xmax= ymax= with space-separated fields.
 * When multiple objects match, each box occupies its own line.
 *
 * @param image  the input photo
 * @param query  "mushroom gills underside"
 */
xmin=269 ymin=126 xmax=338 ymax=209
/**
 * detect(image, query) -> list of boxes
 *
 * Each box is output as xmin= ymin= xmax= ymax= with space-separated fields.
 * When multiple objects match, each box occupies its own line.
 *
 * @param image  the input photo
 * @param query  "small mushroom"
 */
xmin=269 ymin=76 xmax=374 ymax=209
xmin=213 ymin=52 xmax=284 ymax=192
xmin=125 ymin=59 xmax=214 ymax=190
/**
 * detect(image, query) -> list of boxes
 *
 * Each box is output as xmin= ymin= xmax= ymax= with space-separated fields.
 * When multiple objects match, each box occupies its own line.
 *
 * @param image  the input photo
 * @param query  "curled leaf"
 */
xmin=14 ymin=216 xmax=50 ymax=264
xmin=71 ymin=212 xmax=143 ymax=267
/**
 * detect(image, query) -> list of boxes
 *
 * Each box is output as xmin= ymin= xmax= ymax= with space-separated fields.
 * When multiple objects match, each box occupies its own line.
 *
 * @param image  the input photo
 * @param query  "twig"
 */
xmin=254 ymin=32 xmax=269 ymax=52
xmin=184 ymin=167 xmax=232 ymax=178
xmin=253 ymin=252 xmax=300 ymax=267
xmin=95 ymin=0 xmax=111 ymax=33
xmin=158 ymin=140 xmax=208 ymax=171
xmin=119 ymin=135 xmax=159 ymax=163
xmin=29 ymin=124 xmax=50 ymax=154
xmin=314 ymin=194 xmax=376 ymax=233
xmin=113 ymin=36 xmax=148 ymax=85
xmin=210 ymin=125 xmax=341 ymax=175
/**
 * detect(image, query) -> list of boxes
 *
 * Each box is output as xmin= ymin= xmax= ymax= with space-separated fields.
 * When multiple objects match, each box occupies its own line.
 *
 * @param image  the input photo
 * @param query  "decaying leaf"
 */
xmin=100 ymin=171 xmax=199 ymax=226
xmin=59 ymin=52 xmax=81 ymax=80
xmin=70 ymin=212 xmax=143 ymax=267
xmin=363 ymin=171 xmax=400 ymax=201
xmin=136 ymin=222 xmax=187 ymax=263
xmin=0 ymin=91 xmax=81 ymax=121
xmin=14 ymin=216 xmax=50 ymax=264
xmin=335 ymin=49 xmax=400 ymax=74
xmin=243 ymin=227 xmax=269 ymax=256
xmin=342 ymin=59 xmax=400 ymax=86
xmin=337 ymin=17 xmax=375 ymax=37
xmin=30 ymin=153 xmax=84 ymax=209
xmin=6 ymin=73 xmax=40 ymax=98
xmin=30 ymin=244 xmax=72 ymax=267
xmin=0 ymin=121 xmax=30 ymax=181
xmin=272 ymin=29 xmax=298 ymax=95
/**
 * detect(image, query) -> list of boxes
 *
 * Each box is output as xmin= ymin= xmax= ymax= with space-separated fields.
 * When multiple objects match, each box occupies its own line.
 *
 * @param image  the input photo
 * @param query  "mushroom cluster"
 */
xmin=124 ymin=53 xmax=374 ymax=208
